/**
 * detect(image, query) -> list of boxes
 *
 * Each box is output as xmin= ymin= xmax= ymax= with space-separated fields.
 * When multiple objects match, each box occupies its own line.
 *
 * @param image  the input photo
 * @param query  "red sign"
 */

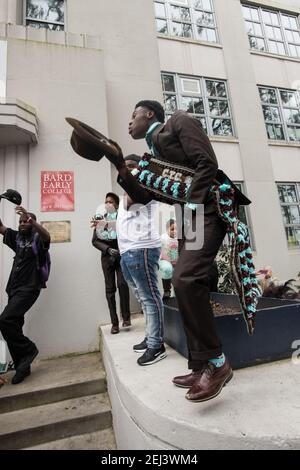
xmin=41 ymin=171 xmax=74 ymax=212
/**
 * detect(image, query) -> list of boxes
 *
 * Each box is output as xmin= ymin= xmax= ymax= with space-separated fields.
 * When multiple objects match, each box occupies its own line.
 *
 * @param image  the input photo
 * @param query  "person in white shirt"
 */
xmin=117 ymin=155 xmax=166 ymax=366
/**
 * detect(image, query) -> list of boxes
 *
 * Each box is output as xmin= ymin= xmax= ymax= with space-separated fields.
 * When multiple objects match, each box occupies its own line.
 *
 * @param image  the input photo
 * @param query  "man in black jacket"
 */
xmin=0 ymin=206 xmax=51 ymax=384
xmin=103 ymin=101 xmax=252 ymax=402
xmin=92 ymin=192 xmax=131 ymax=334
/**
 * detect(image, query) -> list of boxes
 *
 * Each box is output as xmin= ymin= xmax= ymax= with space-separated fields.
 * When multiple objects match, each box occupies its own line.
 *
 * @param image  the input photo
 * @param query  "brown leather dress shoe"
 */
xmin=186 ymin=359 xmax=233 ymax=402
xmin=122 ymin=320 xmax=131 ymax=328
xmin=173 ymin=366 xmax=206 ymax=388
xmin=111 ymin=325 xmax=120 ymax=334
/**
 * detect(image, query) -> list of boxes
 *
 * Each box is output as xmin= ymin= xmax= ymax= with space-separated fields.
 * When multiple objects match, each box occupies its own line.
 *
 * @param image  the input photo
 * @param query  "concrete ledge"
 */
xmin=101 ymin=318 xmax=300 ymax=450
xmin=0 ymin=98 xmax=38 ymax=146
xmin=0 ymin=22 xmax=101 ymax=50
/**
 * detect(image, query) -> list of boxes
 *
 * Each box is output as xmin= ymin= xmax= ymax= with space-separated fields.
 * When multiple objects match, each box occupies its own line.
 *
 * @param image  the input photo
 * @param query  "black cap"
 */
xmin=135 ymin=100 xmax=165 ymax=123
xmin=0 ymin=189 xmax=22 ymax=205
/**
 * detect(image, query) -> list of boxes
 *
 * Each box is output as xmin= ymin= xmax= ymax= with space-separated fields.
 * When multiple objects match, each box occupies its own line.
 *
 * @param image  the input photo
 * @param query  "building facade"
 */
xmin=0 ymin=0 xmax=299 ymax=358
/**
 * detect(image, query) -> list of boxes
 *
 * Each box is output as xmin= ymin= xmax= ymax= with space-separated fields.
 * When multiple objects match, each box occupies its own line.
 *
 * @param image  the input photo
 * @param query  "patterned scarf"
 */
xmin=210 ymin=182 xmax=260 ymax=335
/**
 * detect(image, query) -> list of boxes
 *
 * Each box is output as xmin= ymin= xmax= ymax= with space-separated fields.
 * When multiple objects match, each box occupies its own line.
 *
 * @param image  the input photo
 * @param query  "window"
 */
xmin=277 ymin=183 xmax=300 ymax=248
xmin=161 ymin=73 xmax=234 ymax=137
xmin=25 ymin=0 xmax=65 ymax=31
xmin=259 ymin=86 xmax=300 ymax=142
xmin=242 ymin=3 xmax=300 ymax=58
xmin=154 ymin=0 xmax=218 ymax=44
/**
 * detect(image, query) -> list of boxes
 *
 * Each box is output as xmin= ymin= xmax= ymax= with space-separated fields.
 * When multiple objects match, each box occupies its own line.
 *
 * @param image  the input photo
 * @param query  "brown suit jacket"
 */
xmin=118 ymin=111 xmax=250 ymax=206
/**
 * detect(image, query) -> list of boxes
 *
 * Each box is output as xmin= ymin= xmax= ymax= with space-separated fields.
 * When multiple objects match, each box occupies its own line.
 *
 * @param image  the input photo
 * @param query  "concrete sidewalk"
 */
xmin=101 ymin=317 xmax=300 ymax=450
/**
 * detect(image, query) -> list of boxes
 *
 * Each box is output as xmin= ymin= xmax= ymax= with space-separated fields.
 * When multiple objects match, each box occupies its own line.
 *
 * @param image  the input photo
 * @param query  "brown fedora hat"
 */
xmin=66 ymin=117 xmax=119 ymax=162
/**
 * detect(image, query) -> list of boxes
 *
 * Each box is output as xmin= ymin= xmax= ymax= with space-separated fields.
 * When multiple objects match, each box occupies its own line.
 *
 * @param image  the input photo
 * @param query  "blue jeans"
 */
xmin=121 ymin=248 xmax=164 ymax=349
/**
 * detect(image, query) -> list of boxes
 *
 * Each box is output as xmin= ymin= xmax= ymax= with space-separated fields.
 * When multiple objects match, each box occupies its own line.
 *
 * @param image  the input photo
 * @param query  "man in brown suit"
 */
xmin=103 ymin=100 xmax=250 ymax=402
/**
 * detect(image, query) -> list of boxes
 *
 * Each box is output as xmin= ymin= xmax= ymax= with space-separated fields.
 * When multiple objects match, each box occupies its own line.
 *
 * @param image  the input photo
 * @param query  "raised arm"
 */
xmin=15 ymin=207 xmax=51 ymax=243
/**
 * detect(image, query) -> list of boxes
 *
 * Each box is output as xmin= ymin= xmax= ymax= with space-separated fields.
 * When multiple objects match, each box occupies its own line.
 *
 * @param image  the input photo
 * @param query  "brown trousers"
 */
xmin=172 ymin=203 xmax=227 ymax=369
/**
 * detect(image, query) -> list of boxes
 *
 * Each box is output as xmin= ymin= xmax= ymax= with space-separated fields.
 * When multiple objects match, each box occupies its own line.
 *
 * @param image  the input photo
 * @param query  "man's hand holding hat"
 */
xmin=66 ymin=117 xmax=126 ymax=170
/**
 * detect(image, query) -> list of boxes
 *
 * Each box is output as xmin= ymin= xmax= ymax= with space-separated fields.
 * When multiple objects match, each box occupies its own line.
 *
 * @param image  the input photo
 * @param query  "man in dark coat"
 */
xmin=76 ymin=101 xmax=251 ymax=402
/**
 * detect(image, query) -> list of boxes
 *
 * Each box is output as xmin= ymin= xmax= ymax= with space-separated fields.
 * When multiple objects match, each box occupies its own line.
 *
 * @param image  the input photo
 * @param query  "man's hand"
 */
xmin=107 ymin=248 xmax=120 ymax=259
xmin=15 ymin=206 xmax=30 ymax=220
xmin=106 ymin=139 xmax=126 ymax=170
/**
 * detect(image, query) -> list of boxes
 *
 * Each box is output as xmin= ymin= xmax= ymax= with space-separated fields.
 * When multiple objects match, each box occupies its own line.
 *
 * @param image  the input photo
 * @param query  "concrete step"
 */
xmin=0 ymin=353 xmax=106 ymax=414
xmin=26 ymin=428 xmax=116 ymax=450
xmin=0 ymin=393 xmax=112 ymax=450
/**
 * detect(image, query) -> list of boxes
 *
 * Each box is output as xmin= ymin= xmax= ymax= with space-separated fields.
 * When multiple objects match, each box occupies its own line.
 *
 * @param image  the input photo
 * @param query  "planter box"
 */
xmin=163 ymin=293 xmax=300 ymax=369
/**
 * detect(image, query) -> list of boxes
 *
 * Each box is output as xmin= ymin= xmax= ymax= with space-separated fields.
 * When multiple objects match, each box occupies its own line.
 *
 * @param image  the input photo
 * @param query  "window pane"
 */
xmin=285 ymin=30 xmax=293 ymax=42
xmin=254 ymin=23 xmax=263 ymax=36
xmin=206 ymin=28 xmax=217 ymax=42
xmin=202 ymin=0 xmax=212 ymax=11
xmin=171 ymin=5 xmax=191 ymax=22
xmin=172 ymin=22 xmax=192 ymax=37
xmin=269 ymin=40 xmax=278 ymax=54
xmin=270 ymin=12 xmax=279 ymax=26
xmin=182 ymin=96 xmax=204 ymax=114
xmin=277 ymin=42 xmax=286 ymax=55
xmin=281 ymin=206 xmax=300 ymax=224
xmin=26 ymin=19 xmax=63 ymax=30
xmin=250 ymin=8 xmax=259 ymax=22
xmin=266 ymin=25 xmax=275 ymax=39
xmin=286 ymin=227 xmax=300 ymax=247
xmin=209 ymin=99 xmax=219 ymax=116
xmin=194 ymin=98 xmax=205 ymax=114
xmin=287 ymin=126 xmax=300 ymax=141
xmin=211 ymin=118 xmax=233 ymax=136
xmin=283 ymin=109 xmax=300 ymax=124
xmin=260 ymin=88 xmax=277 ymax=104
xmin=26 ymin=0 xmax=64 ymax=23
xmin=215 ymin=81 xmax=226 ymax=97
xmin=181 ymin=78 xmax=200 ymax=93
xmin=211 ymin=118 xmax=222 ymax=134
xmin=195 ymin=11 xmax=214 ymax=27
xmin=154 ymin=2 xmax=166 ymax=17
xmin=199 ymin=117 xmax=207 ymax=132
xmin=219 ymin=101 xmax=230 ymax=117
xmin=242 ymin=6 xmax=251 ymax=20
xmin=292 ymin=31 xmax=300 ymax=44
xmin=262 ymin=10 xmax=271 ymax=24
xmin=208 ymin=98 xmax=230 ymax=118
xmin=280 ymin=90 xmax=297 ymax=107
xmin=164 ymin=95 xmax=178 ymax=113
xmin=206 ymin=80 xmax=216 ymax=96
xmin=278 ymin=185 xmax=297 ymax=203
xmin=156 ymin=19 xmax=168 ymax=34
xmin=278 ymin=186 xmax=284 ymax=202
xmin=263 ymin=106 xmax=281 ymax=122
xmin=182 ymin=96 xmax=195 ymax=113
xmin=249 ymin=36 xmax=265 ymax=51
xmin=266 ymin=123 xmax=284 ymax=140
xmin=220 ymin=119 xmax=233 ymax=135
xmin=162 ymin=74 xmax=176 ymax=92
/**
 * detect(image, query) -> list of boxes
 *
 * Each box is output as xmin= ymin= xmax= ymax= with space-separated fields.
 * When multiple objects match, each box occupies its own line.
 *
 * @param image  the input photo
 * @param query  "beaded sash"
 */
xmin=132 ymin=153 xmax=260 ymax=334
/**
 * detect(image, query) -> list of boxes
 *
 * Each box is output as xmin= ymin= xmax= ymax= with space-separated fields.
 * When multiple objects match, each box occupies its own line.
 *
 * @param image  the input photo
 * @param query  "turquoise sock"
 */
xmin=209 ymin=353 xmax=225 ymax=368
